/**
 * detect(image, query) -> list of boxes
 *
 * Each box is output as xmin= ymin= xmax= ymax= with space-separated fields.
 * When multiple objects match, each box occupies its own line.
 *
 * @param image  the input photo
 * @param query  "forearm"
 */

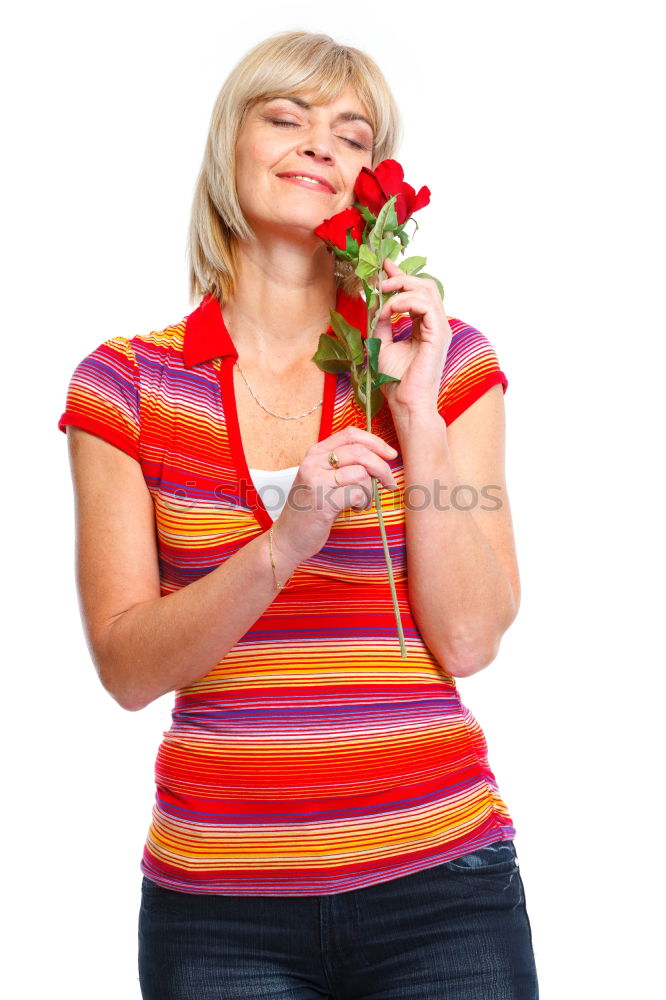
xmin=97 ymin=527 xmax=300 ymax=711
xmin=391 ymin=405 xmax=517 ymax=676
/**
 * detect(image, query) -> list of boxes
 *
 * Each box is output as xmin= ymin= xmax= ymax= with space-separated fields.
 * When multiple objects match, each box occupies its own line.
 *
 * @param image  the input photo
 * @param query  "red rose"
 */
xmin=354 ymin=159 xmax=430 ymax=226
xmin=314 ymin=206 xmax=364 ymax=252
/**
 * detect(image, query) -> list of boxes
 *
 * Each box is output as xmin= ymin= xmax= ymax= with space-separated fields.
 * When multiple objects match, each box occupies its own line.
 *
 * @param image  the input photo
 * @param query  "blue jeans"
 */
xmin=138 ymin=839 xmax=539 ymax=999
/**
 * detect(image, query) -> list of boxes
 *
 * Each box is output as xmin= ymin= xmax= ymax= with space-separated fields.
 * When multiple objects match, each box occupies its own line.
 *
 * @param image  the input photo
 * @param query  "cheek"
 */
xmin=236 ymin=139 xmax=259 ymax=174
xmin=234 ymin=145 xmax=267 ymax=203
xmin=238 ymin=138 xmax=288 ymax=196
xmin=236 ymin=132 xmax=270 ymax=172
xmin=234 ymin=162 xmax=250 ymax=205
xmin=345 ymin=156 xmax=372 ymax=195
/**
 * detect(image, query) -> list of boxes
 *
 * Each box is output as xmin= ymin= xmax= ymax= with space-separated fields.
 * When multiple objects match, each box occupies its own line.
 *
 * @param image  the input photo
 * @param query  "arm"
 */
xmin=390 ymin=384 xmax=520 ymax=677
xmin=67 ymin=423 xmax=396 ymax=712
xmin=372 ymin=257 xmax=520 ymax=677
xmin=67 ymin=427 xmax=302 ymax=712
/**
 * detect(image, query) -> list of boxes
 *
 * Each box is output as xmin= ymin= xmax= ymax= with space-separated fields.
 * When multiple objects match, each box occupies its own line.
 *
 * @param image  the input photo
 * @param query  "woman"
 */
xmin=58 ymin=29 xmax=539 ymax=1000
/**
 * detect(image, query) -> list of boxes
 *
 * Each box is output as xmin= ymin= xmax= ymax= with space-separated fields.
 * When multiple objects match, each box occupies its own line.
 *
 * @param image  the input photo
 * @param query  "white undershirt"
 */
xmin=247 ymin=465 xmax=299 ymax=521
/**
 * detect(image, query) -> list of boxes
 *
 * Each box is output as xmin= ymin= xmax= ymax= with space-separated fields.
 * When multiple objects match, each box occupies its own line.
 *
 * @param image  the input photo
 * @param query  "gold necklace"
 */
xmin=235 ymin=361 xmax=323 ymax=420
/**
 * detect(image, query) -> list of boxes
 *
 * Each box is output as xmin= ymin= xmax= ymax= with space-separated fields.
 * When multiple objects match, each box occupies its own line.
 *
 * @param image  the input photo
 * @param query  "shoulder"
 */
xmin=440 ymin=316 xmax=508 ymax=426
xmin=444 ymin=316 xmax=505 ymax=373
xmin=69 ymin=313 xmax=190 ymax=377
xmin=58 ymin=312 xmax=192 ymax=457
xmin=119 ymin=314 xmax=189 ymax=367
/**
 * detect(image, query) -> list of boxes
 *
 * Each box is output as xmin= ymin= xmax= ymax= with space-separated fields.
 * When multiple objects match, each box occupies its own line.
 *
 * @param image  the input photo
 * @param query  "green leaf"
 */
xmin=350 ymin=366 xmax=364 ymax=405
xmin=368 ymin=195 xmax=399 ymax=250
xmin=315 ymin=358 xmax=354 ymax=374
xmin=345 ymin=230 xmax=360 ymax=259
xmin=399 ymin=255 xmax=427 ymax=275
xmin=395 ymin=226 xmax=410 ymax=249
xmin=382 ymin=200 xmax=400 ymax=234
xmin=355 ymin=203 xmax=377 ymax=224
xmin=361 ymin=278 xmax=378 ymax=312
xmin=356 ymin=259 xmax=376 ymax=281
xmin=329 ymin=311 xmax=365 ymax=366
xmin=312 ymin=332 xmax=353 ymax=374
xmin=365 ymin=337 xmax=381 ymax=374
xmin=373 ymin=371 xmax=401 ymax=387
xmin=417 ymin=272 xmax=445 ymax=299
xmin=359 ymin=244 xmax=379 ymax=268
xmin=351 ymin=372 xmax=387 ymax=419
xmin=312 ymin=331 xmax=350 ymax=361
xmin=355 ymin=243 xmax=380 ymax=281
xmin=331 ymin=244 xmax=354 ymax=260
xmin=379 ymin=237 xmax=401 ymax=261
xmin=369 ymin=385 xmax=386 ymax=418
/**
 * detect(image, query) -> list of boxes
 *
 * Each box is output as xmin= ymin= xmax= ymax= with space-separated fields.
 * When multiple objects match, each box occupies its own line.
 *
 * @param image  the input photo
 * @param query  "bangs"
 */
xmin=239 ymin=37 xmax=396 ymax=160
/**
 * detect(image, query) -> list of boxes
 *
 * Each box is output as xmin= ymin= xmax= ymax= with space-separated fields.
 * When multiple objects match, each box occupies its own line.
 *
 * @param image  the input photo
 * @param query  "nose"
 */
xmin=304 ymin=148 xmax=331 ymax=161
xmin=298 ymin=122 xmax=334 ymax=162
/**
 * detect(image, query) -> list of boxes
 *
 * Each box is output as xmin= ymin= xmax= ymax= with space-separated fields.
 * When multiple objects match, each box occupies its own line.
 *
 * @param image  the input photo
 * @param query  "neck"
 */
xmin=223 ymin=235 xmax=338 ymax=360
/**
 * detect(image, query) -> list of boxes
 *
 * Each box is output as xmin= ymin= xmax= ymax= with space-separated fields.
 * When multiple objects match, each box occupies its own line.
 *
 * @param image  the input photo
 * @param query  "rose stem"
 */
xmin=365 ymin=249 xmax=407 ymax=659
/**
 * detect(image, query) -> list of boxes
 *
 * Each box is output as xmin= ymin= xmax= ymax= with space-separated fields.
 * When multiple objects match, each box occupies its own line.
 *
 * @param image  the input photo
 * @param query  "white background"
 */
xmin=3 ymin=1 xmax=664 ymax=996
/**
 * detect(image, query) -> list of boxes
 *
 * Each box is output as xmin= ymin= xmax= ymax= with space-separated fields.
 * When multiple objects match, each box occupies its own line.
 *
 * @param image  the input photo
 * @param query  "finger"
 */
xmin=377 ymin=277 xmax=407 ymax=295
xmin=379 ymin=267 xmax=415 ymax=289
xmin=317 ymin=427 xmax=398 ymax=459
xmin=329 ymin=452 xmax=397 ymax=491
xmin=370 ymin=306 xmax=396 ymax=347
xmin=333 ymin=476 xmax=374 ymax=512
xmin=350 ymin=483 xmax=374 ymax=511
xmin=380 ymin=258 xmax=419 ymax=284
xmin=381 ymin=265 xmax=437 ymax=292
xmin=382 ymin=257 xmax=400 ymax=284
xmin=378 ymin=290 xmax=430 ymax=318
xmin=376 ymin=300 xmax=422 ymax=329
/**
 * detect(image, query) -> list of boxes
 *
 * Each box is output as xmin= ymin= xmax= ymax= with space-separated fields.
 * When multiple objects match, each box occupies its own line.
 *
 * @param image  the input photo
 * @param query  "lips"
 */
xmin=277 ymin=172 xmax=336 ymax=193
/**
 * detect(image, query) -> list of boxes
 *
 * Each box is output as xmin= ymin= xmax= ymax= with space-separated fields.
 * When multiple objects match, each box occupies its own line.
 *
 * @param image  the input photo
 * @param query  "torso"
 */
xmin=232 ymin=361 xmax=327 ymax=470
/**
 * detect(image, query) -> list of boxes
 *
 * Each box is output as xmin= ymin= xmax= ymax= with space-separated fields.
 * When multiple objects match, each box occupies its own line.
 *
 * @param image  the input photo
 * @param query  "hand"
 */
xmin=371 ymin=256 xmax=453 ymax=413
xmin=273 ymin=426 xmax=398 ymax=564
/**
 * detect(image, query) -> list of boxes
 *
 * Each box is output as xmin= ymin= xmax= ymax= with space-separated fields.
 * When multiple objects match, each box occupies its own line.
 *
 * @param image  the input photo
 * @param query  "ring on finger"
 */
xmin=328 ymin=451 xmax=340 ymax=469
xmin=333 ymin=469 xmax=342 ymax=487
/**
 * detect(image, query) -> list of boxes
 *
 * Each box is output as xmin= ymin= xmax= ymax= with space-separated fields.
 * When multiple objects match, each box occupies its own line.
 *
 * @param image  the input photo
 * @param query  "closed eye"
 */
xmin=267 ymin=118 xmax=368 ymax=151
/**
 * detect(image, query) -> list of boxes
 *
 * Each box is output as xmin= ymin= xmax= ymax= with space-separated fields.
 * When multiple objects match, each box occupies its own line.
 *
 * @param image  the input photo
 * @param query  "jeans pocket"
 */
xmin=441 ymin=840 xmax=518 ymax=885
xmin=140 ymin=876 xmax=167 ymax=913
xmin=140 ymin=876 xmax=196 ymax=917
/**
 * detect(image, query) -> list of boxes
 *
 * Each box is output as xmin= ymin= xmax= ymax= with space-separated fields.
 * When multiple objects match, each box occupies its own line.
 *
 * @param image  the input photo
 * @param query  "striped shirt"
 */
xmin=57 ymin=287 xmax=515 ymax=896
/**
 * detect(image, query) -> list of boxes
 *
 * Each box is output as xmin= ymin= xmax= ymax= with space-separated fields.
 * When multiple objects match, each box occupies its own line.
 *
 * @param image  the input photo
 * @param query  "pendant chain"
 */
xmin=235 ymin=361 xmax=323 ymax=420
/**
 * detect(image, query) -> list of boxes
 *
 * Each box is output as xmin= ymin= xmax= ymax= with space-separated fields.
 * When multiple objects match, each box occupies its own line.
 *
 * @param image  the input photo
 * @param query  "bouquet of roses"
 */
xmin=312 ymin=159 xmax=444 ymax=658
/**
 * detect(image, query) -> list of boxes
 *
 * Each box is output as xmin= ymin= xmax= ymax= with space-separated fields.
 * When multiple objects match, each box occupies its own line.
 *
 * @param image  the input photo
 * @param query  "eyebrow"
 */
xmin=264 ymin=95 xmax=374 ymax=133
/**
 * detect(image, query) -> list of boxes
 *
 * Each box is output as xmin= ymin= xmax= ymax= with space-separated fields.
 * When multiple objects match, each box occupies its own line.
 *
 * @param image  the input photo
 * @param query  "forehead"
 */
xmin=268 ymin=84 xmax=361 ymax=104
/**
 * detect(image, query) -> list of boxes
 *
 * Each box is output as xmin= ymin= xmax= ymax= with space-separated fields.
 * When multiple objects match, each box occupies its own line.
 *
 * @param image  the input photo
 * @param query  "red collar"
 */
xmin=183 ymin=287 xmax=368 ymax=368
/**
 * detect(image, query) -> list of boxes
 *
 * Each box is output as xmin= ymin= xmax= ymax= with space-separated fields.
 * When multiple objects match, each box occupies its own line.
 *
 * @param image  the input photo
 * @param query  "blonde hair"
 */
xmin=186 ymin=30 xmax=403 ymax=305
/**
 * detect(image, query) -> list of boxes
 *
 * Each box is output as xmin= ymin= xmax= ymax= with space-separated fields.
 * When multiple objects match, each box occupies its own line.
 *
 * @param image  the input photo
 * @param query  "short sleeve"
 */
xmin=57 ymin=336 xmax=141 ymax=461
xmin=438 ymin=318 xmax=508 ymax=426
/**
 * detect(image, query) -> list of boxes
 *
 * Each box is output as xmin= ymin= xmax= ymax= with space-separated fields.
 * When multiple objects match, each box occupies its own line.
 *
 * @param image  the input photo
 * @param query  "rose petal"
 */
xmin=354 ymin=167 xmax=387 ymax=217
xmin=412 ymin=185 xmax=431 ymax=211
xmin=374 ymin=159 xmax=405 ymax=195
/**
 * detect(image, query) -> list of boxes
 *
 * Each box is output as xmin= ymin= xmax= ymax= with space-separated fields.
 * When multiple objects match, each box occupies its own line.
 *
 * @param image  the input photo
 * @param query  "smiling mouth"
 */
xmin=278 ymin=174 xmax=335 ymax=193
